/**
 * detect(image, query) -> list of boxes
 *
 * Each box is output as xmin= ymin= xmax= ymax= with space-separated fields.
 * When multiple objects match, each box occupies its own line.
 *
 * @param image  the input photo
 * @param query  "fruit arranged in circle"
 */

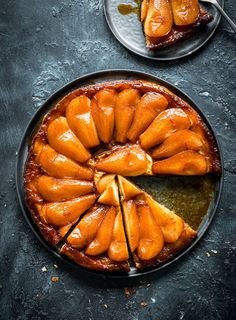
xmin=24 ymin=80 xmax=220 ymax=272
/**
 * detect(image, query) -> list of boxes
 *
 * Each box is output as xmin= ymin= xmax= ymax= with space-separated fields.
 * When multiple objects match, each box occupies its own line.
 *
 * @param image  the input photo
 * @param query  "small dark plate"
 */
xmin=16 ymin=69 xmax=223 ymax=278
xmin=104 ymin=0 xmax=224 ymax=60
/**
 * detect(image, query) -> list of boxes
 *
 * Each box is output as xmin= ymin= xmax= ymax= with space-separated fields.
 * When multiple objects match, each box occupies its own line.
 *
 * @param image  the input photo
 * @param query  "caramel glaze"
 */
xmin=133 ymin=223 xmax=197 ymax=270
xmin=24 ymin=80 xmax=220 ymax=248
xmin=145 ymin=9 xmax=213 ymax=50
xmin=61 ymin=244 xmax=130 ymax=272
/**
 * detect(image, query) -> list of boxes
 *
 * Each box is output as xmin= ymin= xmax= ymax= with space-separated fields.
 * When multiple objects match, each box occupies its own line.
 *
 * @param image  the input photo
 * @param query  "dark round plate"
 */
xmin=104 ymin=0 xmax=224 ymax=60
xmin=16 ymin=69 xmax=223 ymax=278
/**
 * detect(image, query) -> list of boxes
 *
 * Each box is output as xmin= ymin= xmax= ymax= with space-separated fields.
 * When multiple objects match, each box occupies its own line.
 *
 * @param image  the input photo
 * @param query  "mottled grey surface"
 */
xmin=0 ymin=1 xmax=235 ymax=319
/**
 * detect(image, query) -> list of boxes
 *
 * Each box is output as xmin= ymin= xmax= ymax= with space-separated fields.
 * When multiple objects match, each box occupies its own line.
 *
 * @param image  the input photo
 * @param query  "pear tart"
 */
xmin=24 ymin=80 xmax=220 ymax=272
xmin=141 ymin=0 xmax=213 ymax=50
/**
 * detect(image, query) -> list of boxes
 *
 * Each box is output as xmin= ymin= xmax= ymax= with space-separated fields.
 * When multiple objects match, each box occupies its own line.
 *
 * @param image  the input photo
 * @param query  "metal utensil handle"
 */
xmin=213 ymin=1 xmax=236 ymax=32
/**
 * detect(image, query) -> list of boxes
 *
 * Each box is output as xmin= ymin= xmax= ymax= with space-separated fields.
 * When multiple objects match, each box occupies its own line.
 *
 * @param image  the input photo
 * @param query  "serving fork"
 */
xmin=200 ymin=0 xmax=236 ymax=32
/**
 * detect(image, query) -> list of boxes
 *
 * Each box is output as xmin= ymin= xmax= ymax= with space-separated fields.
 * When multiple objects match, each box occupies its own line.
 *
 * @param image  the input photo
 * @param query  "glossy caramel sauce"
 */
xmin=118 ymin=0 xmax=140 ymax=16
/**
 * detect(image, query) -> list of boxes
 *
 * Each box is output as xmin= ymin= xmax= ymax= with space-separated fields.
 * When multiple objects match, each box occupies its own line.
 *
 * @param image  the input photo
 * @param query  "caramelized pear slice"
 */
xmin=144 ymin=0 xmax=173 ymax=38
xmin=127 ymin=92 xmax=168 ymax=142
xmin=118 ymin=176 xmax=143 ymax=201
xmin=47 ymin=117 xmax=91 ymax=163
xmin=171 ymin=0 xmax=199 ymax=26
xmin=152 ymin=129 xmax=205 ymax=159
xmin=141 ymin=0 xmax=149 ymax=22
xmin=95 ymin=145 xmax=148 ymax=176
xmin=59 ymin=224 xmax=71 ymax=238
xmin=108 ymin=206 xmax=129 ymax=261
xmin=138 ymin=205 xmax=164 ymax=261
xmin=36 ymin=194 xmax=96 ymax=227
xmin=98 ymin=178 xmax=119 ymax=206
xmin=66 ymin=206 xmax=106 ymax=249
xmin=36 ymin=144 xmax=93 ymax=180
xmin=96 ymin=173 xmax=116 ymax=194
xmin=122 ymin=200 xmax=139 ymax=253
xmin=140 ymin=108 xmax=191 ymax=150
xmin=153 ymin=150 xmax=210 ymax=175
xmin=115 ymin=89 xmax=140 ymax=143
xmin=146 ymin=194 xmax=184 ymax=243
xmin=86 ymin=206 xmax=116 ymax=256
xmin=37 ymin=175 xmax=94 ymax=202
xmin=91 ymin=89 xmax=117 ymax=143
xmin=66 ymin=95 xmax=99 ymax=148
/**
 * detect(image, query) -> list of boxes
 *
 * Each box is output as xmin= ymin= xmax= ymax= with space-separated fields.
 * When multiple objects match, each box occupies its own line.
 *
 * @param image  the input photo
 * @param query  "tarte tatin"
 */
xmin=24 ymin=80 xmax=220 ymax=272
xmin=141 ymin=0 xmax=213 ymax=50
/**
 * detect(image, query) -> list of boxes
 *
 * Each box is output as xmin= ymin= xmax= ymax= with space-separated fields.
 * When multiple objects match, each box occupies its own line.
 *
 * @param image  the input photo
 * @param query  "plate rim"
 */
xmin=103 ymin=0 xmax=224 ymax=61
xmin=15 ymin=69 xmax=224 ymax=278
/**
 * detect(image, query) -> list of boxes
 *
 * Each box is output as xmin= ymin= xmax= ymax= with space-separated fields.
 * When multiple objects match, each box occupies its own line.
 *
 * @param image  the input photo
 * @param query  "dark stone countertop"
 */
xmin=0 ymin=1 xmax=235 ymax=319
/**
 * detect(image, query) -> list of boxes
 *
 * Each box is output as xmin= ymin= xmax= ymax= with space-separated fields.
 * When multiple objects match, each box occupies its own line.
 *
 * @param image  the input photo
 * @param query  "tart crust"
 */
xmin=60 ymin=244 xmax=130 ymax=273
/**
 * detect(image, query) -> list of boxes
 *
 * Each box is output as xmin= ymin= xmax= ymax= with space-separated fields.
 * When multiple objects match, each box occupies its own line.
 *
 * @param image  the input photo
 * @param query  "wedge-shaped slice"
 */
xmin=153 ymin=150 xmax=210 ymax=175
xmin=66 ymin=95 xmax=99 ymax=148
xmin=138 ymin=205 xmax=164 ymax=260
xmin=95 ymin=144 xmax=148 ymax=176
xmin=91 ymin=89 xmax=117 ymax=143
xmin=115 ymin=89 xmax=140 ymax=143
xmin=36 ymin=194 xmax=96 ymax=227
xmin=122 ymin=200 xmax=139 ymax=253
xmin=134 ymin=222 xmax=197 ymax=270
xmin=47 ymin=117 xmax=91 ymax=163
xmin=66 ymin=206 xmax=106 ymax=249
xmin=145 ymin=194 xmax=184 ymax=243
xmin=171 ymin=0 xmax=200 ymax=26
xmin=35 ymin=144 xmax=93 ymax=180
xmin=108 ymin=206 xmax=129 ymax=261
xmin=86 ymin=206 xmax=116 ymax=256
xmin=118 ymin=176 xmax=143 ymax=201
xmin=95 ymin=173 xmax=116 ymax=194
xmin=143 ymin=0 xmax=173 ymax=38
xmin=98 ymin=177 xmax=119 ymax=206
xmin=127 ymin=92 xmax=168 ymax=142
xmin=61 ymin=205 xmax=130 ymax=272
xmin=37 ymin=175 xmax=94 ymax=202
xmin=140 ymin=108 xmax=192 ymax=150
xmin=152 ymin=129 xmax=205 ymax=159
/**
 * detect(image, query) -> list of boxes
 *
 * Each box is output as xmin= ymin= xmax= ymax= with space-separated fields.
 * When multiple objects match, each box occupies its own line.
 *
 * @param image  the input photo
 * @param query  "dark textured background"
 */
xmin=0 ymin=1 xmax=235 ymax=319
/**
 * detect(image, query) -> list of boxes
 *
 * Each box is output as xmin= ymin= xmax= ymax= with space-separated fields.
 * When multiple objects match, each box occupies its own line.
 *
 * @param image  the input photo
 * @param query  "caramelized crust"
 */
xmin=60 ymin=244 xmax=130 ymax=272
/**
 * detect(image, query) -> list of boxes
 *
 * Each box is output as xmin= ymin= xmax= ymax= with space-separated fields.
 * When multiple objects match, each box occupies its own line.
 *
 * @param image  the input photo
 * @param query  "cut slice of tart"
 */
xmin=60 ymin=205 xmax=130 ymax=272
xmin=34 ymin=193 xmax=97 ymax=245
xmin=98 ymin=176 xmax=119 ymax=206
xmin=118 ymin=175 xmax=143 ymax=201
xmin=24 ymin=172 xmax=97 ymax=246
xmin=120 ymin=177 xmax=197 ymax=270
xmin=141 ymin=0 xmax=213 ymax=50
